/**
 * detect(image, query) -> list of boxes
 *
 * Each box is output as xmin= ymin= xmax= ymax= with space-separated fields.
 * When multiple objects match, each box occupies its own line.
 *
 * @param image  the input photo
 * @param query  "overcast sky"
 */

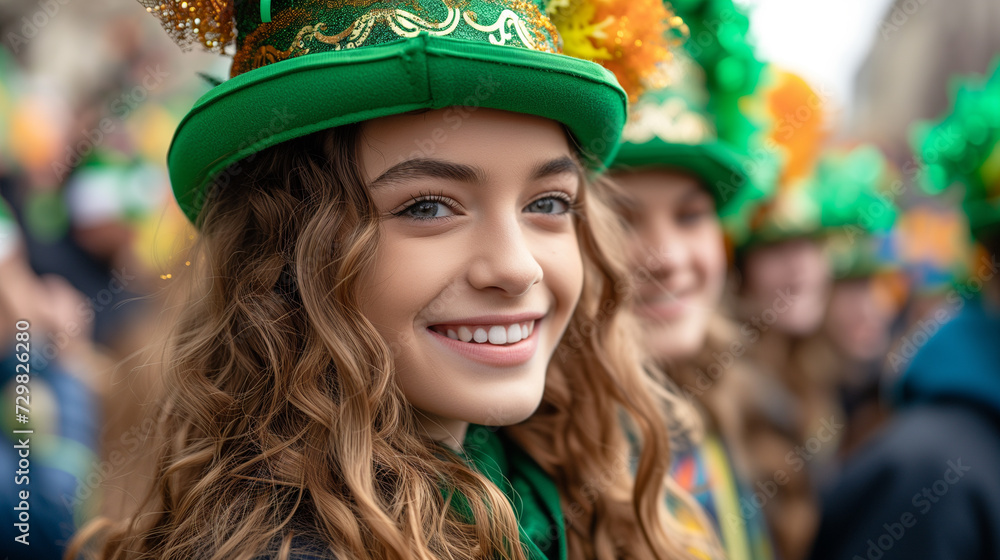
xmin=735 ymin=0 xmax=896 ymax=113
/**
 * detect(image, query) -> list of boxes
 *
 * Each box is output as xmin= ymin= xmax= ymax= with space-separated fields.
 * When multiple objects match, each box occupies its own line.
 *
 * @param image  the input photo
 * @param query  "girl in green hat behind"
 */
xmin=68 ymin=1 xmax=720 ymax=559
xmin=606 ymin=1 xmax=776 ymax=557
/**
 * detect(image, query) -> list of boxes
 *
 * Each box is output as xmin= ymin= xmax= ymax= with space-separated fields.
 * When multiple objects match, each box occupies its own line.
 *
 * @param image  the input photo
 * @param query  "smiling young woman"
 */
xmin=66 ymin=1 xmax=717 ymax=559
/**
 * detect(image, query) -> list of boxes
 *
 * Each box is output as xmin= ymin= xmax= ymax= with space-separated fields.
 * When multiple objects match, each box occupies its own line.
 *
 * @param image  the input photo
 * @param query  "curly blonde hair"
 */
xmin=69 ymin=124 xmax=715 ymax=560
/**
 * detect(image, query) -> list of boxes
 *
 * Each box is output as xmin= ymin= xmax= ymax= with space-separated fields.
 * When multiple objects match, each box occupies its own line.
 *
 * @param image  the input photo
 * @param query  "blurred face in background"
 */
xmin=742 ymin=237 xmax=831 ymax=337
xmin=824 ymin=276 xmax=896 ymax=363
xmin=615 ymin=169 xmax=727 ymax=360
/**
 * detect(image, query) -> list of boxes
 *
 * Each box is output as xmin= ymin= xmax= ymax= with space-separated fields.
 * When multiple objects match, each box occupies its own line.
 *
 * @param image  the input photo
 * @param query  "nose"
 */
xmin=467 ymin=218 xmax=543 ymax=297
xmin=640 ymin=216 xmax=687 ymax=279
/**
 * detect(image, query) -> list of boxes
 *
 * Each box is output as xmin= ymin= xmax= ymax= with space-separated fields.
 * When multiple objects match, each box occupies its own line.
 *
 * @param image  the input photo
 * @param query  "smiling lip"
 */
xmin=426 ymin=313 xmax=544 ymax=368
xmin=635 ymin=293 xmax=694 ymax=321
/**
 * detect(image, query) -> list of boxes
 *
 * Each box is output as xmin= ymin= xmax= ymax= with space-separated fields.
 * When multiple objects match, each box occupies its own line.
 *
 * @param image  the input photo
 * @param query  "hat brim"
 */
xmin=610 ymin=139 xmax=751 ymax=216
xmin=168 ymin=33 xmax=628 ymax=223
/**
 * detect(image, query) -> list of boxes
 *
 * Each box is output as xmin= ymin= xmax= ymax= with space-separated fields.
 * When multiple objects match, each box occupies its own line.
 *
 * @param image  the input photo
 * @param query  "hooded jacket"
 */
xmin=808 ymin=298 xmax=1000 ymax=560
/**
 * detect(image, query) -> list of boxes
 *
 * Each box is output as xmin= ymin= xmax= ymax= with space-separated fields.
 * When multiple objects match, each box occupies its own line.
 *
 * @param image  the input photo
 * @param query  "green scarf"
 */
xmin=460 ymin=424 xmax=567 ymax=560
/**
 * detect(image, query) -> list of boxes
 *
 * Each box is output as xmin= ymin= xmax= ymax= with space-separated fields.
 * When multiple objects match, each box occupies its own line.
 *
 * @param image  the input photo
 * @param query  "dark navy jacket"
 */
xmin=809 ymin=299 xmax=1000 ymax=560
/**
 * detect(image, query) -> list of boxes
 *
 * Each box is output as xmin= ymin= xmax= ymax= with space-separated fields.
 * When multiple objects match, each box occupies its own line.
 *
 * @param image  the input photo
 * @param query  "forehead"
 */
xmin=358 ymin=108 xmax=574 ymax=182
xmin=613 ymin=168 xmax=710 ymax=204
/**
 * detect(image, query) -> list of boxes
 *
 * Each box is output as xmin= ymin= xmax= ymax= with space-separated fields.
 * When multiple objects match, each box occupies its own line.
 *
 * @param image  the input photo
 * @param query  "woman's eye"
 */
xmin=525 ymin=196 xmax=571 ymax=215
xmin=400 ymin=199 xmax=454 ymax=219
xmin=678 ymin=206 xmax=713 ymax=225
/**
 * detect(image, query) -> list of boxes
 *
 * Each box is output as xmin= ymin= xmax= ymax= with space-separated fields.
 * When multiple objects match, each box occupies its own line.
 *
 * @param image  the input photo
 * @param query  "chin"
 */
xmin=405 ymin=357 xmax=549 ymax=427
xmin=453 ymin=384 xmax=546 ymax=426
xmin=644 ymin=317 xmax=709 ymax=362
xmin=777 ymin=311 xmax=825 ymax=337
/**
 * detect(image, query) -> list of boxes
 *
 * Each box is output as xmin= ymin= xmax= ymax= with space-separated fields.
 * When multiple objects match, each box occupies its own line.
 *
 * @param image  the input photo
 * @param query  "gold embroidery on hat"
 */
xmin=312 ymin=22 xmax=357 ymax=44
xmin=463 ymin=9 xmax=536 ymax=48
xmin=234 ymin=1 xmax=560 ymax=75
xmin=623 ymin=97 xmax=715 ymax=146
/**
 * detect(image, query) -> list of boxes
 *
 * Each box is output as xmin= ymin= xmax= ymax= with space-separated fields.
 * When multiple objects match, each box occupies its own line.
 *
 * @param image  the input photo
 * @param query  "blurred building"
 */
xmin=851 ymin=0 xmax=1000 ymax=163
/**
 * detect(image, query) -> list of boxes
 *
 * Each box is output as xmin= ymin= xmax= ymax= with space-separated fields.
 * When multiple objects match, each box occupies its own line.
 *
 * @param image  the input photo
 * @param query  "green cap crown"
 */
xmin=814 ymin=144 xmax=900 ymax=233
xmin=144 ymin=0 xmax=677 ymax=224
xmin=913 ymin=55 xmax=1000 ymax=238
xmin=812 ymin=144 xmax=901 ymax=278
xmin=611 ymin=0 xmax=768 ymax=227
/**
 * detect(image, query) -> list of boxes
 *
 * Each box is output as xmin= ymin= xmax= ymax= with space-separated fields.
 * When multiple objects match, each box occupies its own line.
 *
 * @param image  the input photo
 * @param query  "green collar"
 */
xmin=461 ymin=424 xmax=567 ymax=560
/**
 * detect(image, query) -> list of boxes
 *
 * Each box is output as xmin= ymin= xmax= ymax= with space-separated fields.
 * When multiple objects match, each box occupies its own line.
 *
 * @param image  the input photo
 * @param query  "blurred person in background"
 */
xmin=808 ymin=145 xmax=907 ymax=459
xmin=0 ymin=196 xmax=104 ymax=560
xmin=609 ymin=1 xmax=776 ymax=558
xmin=727 ymin=67 xmax=839 ymax=560
xmin=0 ymin=0 xmax=215 ymax=534
xmin=809 ymin=56 xmax=1000 ymax=560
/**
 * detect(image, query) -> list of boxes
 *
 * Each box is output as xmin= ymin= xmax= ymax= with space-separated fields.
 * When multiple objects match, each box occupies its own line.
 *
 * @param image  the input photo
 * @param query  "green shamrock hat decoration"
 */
xmin=670 ymin=0 xmax=765 ymax=157
xmin=913 ymin=55 xmax=1000 ymax=240
xmin=812 ymin=144 xmax=901 ymax=279
xmin=814 ymin=144 xmax=899 ymax=233
xmin=731 ymin=67 xmax=829 ymax=248
xmin=142 ymin=0 xmax=683 ymax=224
xmin=611 ymin=0 xmax=768 ymax=222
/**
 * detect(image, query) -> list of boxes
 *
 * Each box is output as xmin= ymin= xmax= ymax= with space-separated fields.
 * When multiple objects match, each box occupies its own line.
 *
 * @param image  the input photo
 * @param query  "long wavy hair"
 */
xmin=69 ymin=122 xmax=715 ymax=560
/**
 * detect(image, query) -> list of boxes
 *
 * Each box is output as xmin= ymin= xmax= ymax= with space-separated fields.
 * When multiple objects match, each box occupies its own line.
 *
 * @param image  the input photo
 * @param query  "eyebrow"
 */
xmin=369 ymin=156 xmax=583 ymax=189
xmin=530 ymin=156 xmax=583 ymax=181
xmin=679 ymin=181 xmax=714 ymax=204
xmin=369 ymin=159 xmax=487 ymax=189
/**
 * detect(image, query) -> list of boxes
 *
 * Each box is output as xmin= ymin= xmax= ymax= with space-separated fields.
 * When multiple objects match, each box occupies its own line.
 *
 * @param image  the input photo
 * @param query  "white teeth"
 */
xmin=507 ymin=323 xmax=522 ymax=343
xmin=473 ymin=328 xmax=489 ymax=343
xmin=438 ymin=320 xmax=537 ymax=345
xmin=488 ymin=326 xmax=507 ymax=344
xmin=458 ymin=326 xmax=473 ymax=342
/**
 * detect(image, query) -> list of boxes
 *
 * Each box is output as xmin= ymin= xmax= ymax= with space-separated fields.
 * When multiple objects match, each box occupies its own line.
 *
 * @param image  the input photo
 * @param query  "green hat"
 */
xmin=611 ymin=0 xmax=767 ymax=221
xmin=144 ymin=0 xmax=677 ymax=223
xmin=814 ymin=144 xmax=899 ymax=233
xmin=65 ymin=149 xmax=169 ymax=226
xmin=670 ymin=0 xmax=765 ymax=155
xmin=732 ymin=67 xmax=830 ymax=248
xmin=811 ymin=144 xmax=901 ymax=278
xmin=913 ymin=56 xmax=1000 ymax=240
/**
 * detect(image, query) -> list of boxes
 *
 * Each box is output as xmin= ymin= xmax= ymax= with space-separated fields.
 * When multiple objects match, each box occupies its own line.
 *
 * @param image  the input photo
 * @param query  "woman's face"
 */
xmin=356 ymin=108 xmax=584 ymax=444
xmin=824 ymin=277 xmax=894 ymax=363
xmin=742 ymin=238 xmax=831 ymax=337
xmin=615 ymin=169 xmax=727 ymax=360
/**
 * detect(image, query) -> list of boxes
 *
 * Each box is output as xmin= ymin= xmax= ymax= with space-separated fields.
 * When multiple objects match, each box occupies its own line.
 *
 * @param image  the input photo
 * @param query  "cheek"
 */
xmin=535 ymin=229 xmax=584 ymax=314
xmin=692 ymin=225 xmax=727 ymax=294
xmin=358 ymin=229 xmax=458 ymax=341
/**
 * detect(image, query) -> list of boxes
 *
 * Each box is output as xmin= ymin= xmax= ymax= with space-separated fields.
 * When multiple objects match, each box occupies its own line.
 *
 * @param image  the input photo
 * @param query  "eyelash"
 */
xmin=390 ymin=191 xmax=579 ymax=220
xmin=389 ymin=191 xmax=455 ymax=219
xmin=530 ymin=192 xmax=578 ymax=217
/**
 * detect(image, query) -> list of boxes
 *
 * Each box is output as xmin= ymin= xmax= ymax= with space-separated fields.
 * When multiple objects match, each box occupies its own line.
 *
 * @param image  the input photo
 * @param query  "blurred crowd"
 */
xmin=0 ymin=0 xmax=999 ymax=559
